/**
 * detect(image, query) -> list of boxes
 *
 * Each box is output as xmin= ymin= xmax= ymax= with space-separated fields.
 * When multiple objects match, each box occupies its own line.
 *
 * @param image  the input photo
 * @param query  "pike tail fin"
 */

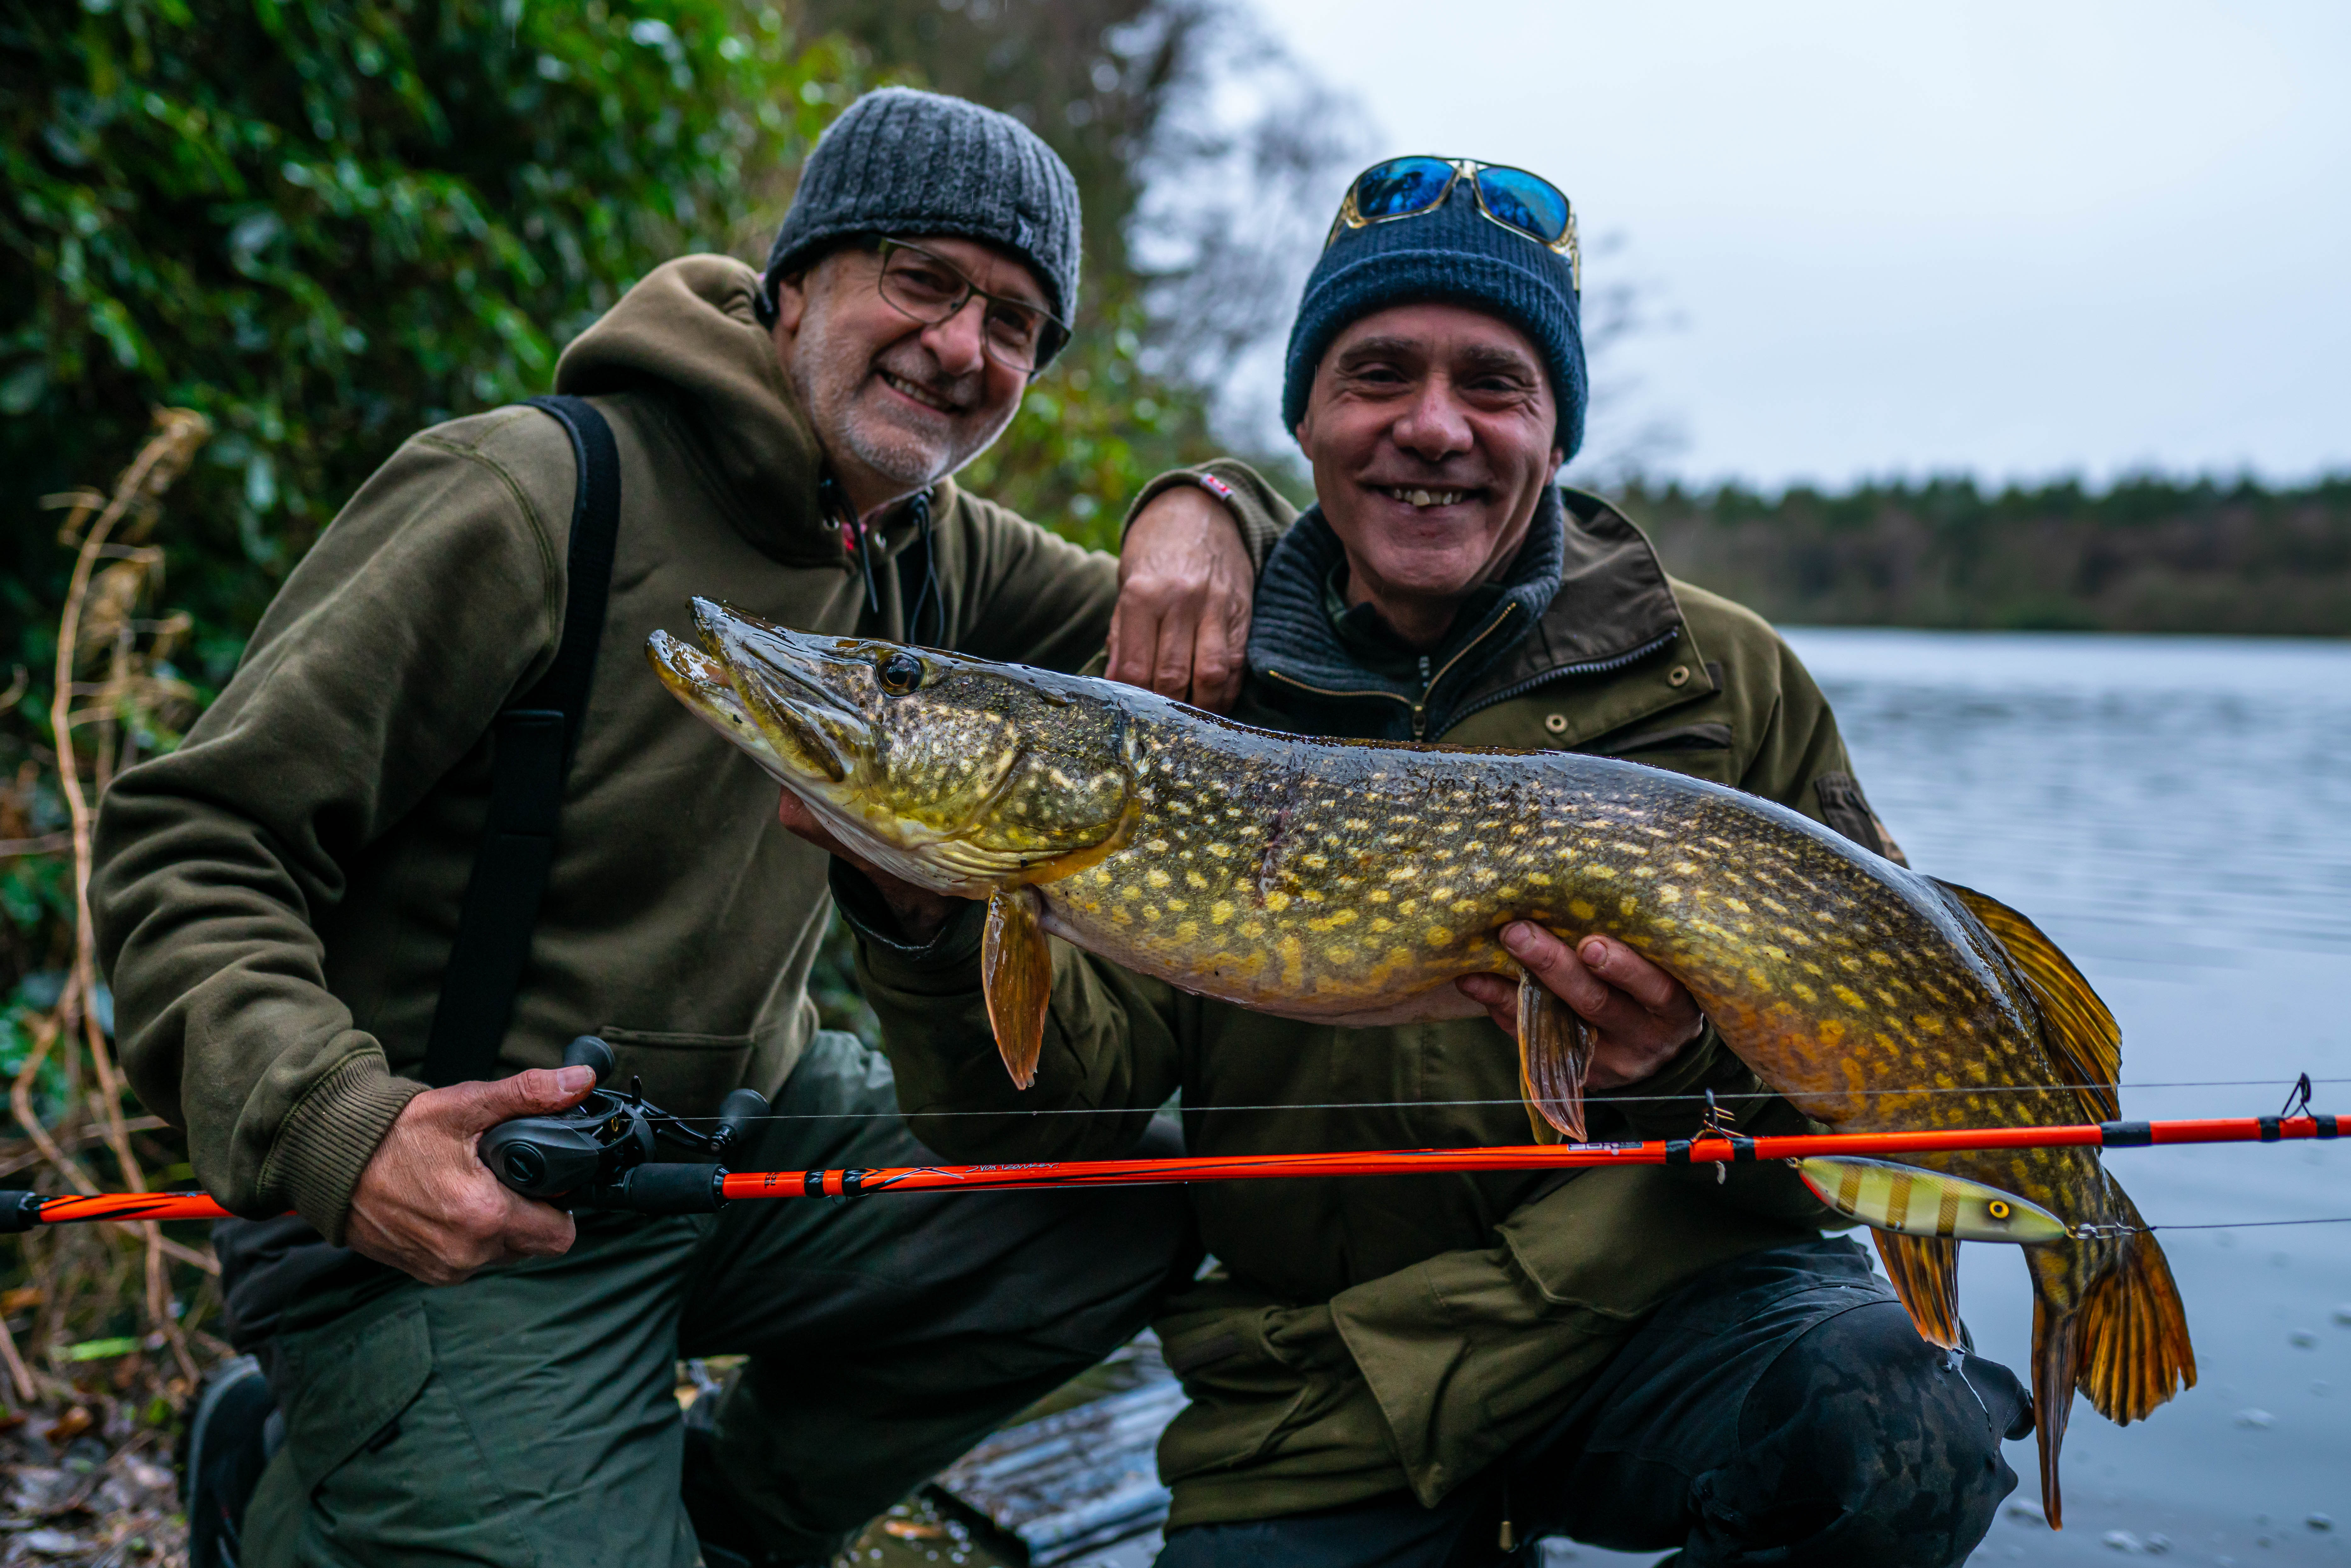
xmin=1517 ymin=976 xmax=1590 ymax=1142
xmin=1936 ymin=879 xmax=2120 ymax=1121
xmin=2076 ymin=1187 xmax=2197 ymax=1426
xmin=2027 ymin=1181 xmax=2197 ymax=1530
xmin=1871 ymin=1230 xmax=1962 ymax=1349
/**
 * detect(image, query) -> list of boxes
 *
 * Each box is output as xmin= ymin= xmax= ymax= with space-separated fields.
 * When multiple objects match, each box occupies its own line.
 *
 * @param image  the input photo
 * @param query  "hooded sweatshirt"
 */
xmin=90 ymin=255 xmax=1286 ymax=1243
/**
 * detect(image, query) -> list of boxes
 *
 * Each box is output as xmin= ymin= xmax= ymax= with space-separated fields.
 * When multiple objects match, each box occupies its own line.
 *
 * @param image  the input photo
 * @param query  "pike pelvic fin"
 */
xmin=1871 ymin=1230 xmax=1962 ymax=1350
xmin=2076 ymin=1186 xmax=2197 ymax=1427
xmin=1516 ymin=977 xmax=1590 ymax=1142
xmin=1936 ymin=879 xmax=2121 ymax=1122
xmin=982 ymin=887 xmax=1052 ymax=1090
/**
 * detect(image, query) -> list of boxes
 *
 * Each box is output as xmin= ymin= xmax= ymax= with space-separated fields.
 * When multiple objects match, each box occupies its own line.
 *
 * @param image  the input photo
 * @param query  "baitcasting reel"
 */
xmin=477 ymin=1035 xmax=767 ymax=1215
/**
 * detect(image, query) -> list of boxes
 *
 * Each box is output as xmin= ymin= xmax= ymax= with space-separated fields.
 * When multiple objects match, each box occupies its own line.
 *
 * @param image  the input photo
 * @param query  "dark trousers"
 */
xmin=1158 ymin=1239 xmax=2028 ymax=1568
xmin=238 ymin=1032 xmax=1197 ymax=1566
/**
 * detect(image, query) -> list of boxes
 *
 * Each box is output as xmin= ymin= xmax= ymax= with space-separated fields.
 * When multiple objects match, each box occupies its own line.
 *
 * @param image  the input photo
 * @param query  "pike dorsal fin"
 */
xmin=1937 ymin=879 xmax=2121 ymax=1123
xmin=1872 ymin=1230 xmax=1962 ymax=1350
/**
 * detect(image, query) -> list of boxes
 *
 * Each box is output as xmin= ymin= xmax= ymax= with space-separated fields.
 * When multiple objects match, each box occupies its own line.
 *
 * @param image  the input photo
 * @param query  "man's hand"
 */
xmin=1458 ymin=926 xmax=1705 ymax=1090
xmin=775 ymin=793 xmax=962 ymax=943
xmin=345 ymin=1065 xmax=597 ymax=1286
xmin=1107 ymin=485 xmax=1254 ymax=713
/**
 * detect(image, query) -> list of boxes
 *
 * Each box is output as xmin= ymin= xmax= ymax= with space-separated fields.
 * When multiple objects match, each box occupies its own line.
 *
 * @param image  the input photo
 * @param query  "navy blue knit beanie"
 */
xmin=1282 ymin=178 xmax=1586 ymax=459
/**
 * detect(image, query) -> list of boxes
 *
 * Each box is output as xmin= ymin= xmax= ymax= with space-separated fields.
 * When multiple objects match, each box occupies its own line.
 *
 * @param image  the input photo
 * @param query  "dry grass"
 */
xmin=3 ymin=410 xmax=233 ymax=1564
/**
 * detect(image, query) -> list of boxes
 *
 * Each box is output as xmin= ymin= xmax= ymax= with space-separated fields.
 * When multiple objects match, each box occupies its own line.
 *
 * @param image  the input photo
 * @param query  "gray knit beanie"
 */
xmin=759 ymin=87 xmax=1082 ymax=348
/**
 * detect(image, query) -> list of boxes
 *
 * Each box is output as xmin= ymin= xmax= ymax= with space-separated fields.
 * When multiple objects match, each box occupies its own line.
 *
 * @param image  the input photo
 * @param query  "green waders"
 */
xmin=242 ymin=1032 xmax=1198 ymax=1565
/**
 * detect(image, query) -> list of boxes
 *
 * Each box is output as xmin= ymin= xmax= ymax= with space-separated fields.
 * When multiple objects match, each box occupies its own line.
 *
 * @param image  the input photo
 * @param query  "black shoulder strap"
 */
xmin=420 ymin=395 xmax=621 ymax=1087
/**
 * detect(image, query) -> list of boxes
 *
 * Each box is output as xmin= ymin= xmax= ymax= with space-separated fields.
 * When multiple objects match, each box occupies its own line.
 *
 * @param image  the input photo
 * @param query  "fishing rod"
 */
xmin=1 ymin=1046 xmax=2336 ymax=1242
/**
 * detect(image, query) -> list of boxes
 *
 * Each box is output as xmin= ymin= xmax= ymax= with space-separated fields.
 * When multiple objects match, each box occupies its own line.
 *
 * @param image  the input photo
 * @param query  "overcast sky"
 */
xmin=1241 ymin=0 xmax=2350 ymax=490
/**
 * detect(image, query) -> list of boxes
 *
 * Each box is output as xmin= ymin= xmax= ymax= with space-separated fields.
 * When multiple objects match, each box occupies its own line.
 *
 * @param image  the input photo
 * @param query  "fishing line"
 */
xmin=710 ymin=1075 xmax=2351 ymax=1122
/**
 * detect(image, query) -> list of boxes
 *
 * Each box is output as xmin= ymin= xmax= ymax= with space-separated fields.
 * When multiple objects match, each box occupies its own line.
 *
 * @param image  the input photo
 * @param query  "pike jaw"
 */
xmin=646 ymin=599 xmax=1134 ymax=896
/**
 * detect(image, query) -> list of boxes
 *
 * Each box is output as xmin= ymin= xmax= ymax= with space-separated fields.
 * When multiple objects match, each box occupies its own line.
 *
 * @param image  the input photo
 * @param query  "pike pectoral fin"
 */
xmin=1517 ymin=978 xmax=1590 ymax=1142
xmin=982 ymin=887 xmax=1052 ymax=1090
xmin=1873 ymin=1231 xmax=1963 ymax=1351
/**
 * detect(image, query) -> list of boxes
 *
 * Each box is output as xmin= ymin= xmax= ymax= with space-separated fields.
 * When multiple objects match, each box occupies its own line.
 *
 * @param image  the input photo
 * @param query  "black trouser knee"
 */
xmin=1679 ymin=1298 xmax=2025 ymax=1568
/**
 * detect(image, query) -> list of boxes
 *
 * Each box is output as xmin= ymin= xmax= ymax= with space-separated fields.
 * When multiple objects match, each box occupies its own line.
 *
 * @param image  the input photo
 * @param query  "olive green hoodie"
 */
xmin=90 ymin=254 xmax=1284 ymax=1245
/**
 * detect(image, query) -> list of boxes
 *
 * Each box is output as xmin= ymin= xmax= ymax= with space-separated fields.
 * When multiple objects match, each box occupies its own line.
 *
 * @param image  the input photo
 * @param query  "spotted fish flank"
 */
xmin=648 ymin=603 xmax=2196 ymax=1529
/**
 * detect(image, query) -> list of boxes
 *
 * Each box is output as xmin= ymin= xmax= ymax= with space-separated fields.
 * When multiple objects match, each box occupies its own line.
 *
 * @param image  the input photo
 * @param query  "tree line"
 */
xmin=1631 ymin=473 xmax=2351 ymax=637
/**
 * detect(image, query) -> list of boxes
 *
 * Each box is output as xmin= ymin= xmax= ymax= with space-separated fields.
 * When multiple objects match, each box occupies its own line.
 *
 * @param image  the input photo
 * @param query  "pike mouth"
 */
xmin=646 ymin=630 xmax=794 ymax=781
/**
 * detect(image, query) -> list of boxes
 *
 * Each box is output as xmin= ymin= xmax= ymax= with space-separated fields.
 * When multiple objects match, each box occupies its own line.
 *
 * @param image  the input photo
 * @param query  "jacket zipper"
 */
xmin=1263 ymin=604 xmax=1521 ymax=740
xmin=1440 ymin=627 xmax=1684 ymax=738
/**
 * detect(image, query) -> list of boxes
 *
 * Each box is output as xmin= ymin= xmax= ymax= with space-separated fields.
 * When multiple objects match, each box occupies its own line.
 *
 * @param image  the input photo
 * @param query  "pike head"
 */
xmin=647 ymin=599 xmax=1136 ymax=895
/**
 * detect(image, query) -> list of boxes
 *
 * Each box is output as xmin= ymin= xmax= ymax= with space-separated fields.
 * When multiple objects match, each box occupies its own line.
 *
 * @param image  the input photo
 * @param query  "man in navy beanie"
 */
xmin=835 ymin=157 xmax=2029 ymax=1566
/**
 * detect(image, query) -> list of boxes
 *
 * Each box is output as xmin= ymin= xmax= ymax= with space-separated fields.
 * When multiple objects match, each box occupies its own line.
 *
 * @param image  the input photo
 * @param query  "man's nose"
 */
xmin=1389 ymin=379 xmax=1475 ymax=461
xmin=919 ymin=297 xmax=990 ymax=379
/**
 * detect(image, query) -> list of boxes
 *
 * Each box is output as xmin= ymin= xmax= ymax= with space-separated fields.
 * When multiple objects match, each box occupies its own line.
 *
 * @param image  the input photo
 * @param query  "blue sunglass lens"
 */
xmin=1351 ymin=157 xmax=1457 ymax=221
xmin=1475 ymin=167 xmax=1570 ymax=243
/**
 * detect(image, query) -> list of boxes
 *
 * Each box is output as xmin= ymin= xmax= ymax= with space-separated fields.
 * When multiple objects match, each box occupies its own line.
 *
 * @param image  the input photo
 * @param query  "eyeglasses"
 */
xmin=871 ymin=237 xmax=1071 ymax=373
xmin=1325 ymin=157 xmax=1580 ymax=290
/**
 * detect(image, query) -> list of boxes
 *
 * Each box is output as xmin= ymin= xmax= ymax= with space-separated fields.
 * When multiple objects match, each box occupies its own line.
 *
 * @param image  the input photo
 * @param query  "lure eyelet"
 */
xmin=876 ymin=650 xmax=925 ymax=696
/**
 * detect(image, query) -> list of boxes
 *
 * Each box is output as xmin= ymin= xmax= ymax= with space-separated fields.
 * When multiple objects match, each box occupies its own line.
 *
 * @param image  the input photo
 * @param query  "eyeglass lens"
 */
xmin=878 ymin=246 xmax=1053 ymax=370
xmin=1350 ymin=156 xmax=1460 ymax=220
xmin=1474 ymin=166 xmax=1571 ymax=245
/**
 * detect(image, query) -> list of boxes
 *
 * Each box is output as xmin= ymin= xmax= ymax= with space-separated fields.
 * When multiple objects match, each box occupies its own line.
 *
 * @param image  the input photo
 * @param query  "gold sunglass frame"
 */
xmin=1325 ymin=157 xmax=1581 ymax=291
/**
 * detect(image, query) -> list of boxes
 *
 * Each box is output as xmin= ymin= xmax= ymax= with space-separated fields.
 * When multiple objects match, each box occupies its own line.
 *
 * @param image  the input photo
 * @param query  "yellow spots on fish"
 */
xmin=1746 ymin=967 xmax=1773 ymax=992
xmin=1120 ymin=883 xmax=1145 ymax=902
xmin=1426 ymin=925 xmax=1454 ymax=946
xmin=1872 ymin=988 xmax=1900 ymax=1008
xmin=1791 ymin=981 xmax=1817 ymax=1003
xmin=1867 ymin=949 xmax=1898 ymax=969
xmin=1397 ymin=899 xmax=1420 ymax=916
xmin=1723 ymin=897 xmax=1751 ymax=914
xmin=1831 ymin=984 xmax=1866 ymax=1011
xmin=1185 ymin=870 xmax=1209 ymax=890
xmin=1210 ymin=900 xmax=1235 ymax=925
xmin=1144 ymin=838 xmax=1169 ymax=854
xmin=1527 ymin=872 xmax=1552 ymax=887
xmin=1387 ymin=866 xmax=1417 ymax=881
xmin=1344 ymin=818 xmax=1372 ymax=832
xmin=1569 ymin=899 xmax=1597 ymax=922
xmin=1242 ymin=919 xmax=1266 ymax=939
xmin=1206 ymin=843 xmax=1232 ymax=859
xmin=1367 ymin=889 xmax=1391 ymax=905
xmin=1620 ymin=896 xmax=1639 ymax=916
xmin=1301 ymin=853 xmax=1329 ymax=870
xmin=1913 ymin=1014 xmax=1945 ymax=1034
xmin=1263 ymin=890 xmax=1292 ymax=912
xmin=1370 ymin=916 xmax=1395 ymax=934
xmin=1838 ymin=955 xmax=1864 ymax=973
xmin=1145 ymin=868 xmax=1171 ymax=890
xmin=1819 ymin=1018 xmax=1847 ymax=1046
xmin=1452 ymin=899 xmax=1480 ymax=916
xmin=1307 ymin=909 xmax=1358 ymax=932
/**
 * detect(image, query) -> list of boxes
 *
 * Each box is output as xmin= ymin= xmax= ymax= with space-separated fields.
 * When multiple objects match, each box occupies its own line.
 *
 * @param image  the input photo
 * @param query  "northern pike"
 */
xmin=648 ymin=599 xmax=2194 ymax=1526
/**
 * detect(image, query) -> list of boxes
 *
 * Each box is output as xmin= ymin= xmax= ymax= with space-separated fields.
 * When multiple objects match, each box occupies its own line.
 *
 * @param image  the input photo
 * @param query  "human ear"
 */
xmin=771 ymin=270 xmax=812 ymax=338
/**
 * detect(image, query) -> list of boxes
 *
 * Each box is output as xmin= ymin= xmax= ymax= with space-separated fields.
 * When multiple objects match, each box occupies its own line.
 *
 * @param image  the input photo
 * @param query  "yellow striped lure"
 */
xmin=1796 ymin=1155 xmax=2069 ymax=1243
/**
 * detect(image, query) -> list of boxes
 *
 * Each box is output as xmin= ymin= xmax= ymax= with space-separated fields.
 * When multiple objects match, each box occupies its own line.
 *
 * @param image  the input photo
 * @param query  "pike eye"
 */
xmin=876 ymin=650 xmax=925 ymax=696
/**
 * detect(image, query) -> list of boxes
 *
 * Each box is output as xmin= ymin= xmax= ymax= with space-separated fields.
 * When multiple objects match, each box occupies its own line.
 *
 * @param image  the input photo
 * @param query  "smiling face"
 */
xmin=772 ymin=236 xmax=1043 ymax=512
xmin=1295 ymin=303 xmax=1563 ymax=649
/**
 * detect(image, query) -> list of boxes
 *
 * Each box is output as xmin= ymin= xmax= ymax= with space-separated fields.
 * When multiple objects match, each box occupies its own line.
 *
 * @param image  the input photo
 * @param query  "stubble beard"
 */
xmin=789 ymin=290 xmax=1020 ymax=496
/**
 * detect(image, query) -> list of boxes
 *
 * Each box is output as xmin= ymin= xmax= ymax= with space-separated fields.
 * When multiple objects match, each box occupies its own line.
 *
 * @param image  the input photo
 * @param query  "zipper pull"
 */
xmin=1413 ymin=654 xmax=1433 ymax=740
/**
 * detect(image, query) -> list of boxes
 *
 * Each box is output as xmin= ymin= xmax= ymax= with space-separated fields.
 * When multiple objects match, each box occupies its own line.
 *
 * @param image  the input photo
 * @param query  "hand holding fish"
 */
xmin=777 ymin=792 xmax=960 ymax=941
xmin=1456 ymin=924 xmax=1706 ymax=1090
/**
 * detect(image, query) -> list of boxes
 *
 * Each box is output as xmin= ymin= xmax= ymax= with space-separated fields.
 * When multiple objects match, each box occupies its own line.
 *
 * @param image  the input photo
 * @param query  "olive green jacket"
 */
xmin=850 ymin=486 xmax=1898 ymax=1527
xmin=89 ymin=256 xmax=1286 ymax=1245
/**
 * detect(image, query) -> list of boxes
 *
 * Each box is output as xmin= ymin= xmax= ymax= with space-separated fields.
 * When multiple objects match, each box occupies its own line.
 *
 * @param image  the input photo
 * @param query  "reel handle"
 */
xmin=564 ymin=1034 xmax=618 ymax=1084
xmin=712 ymin=1087 xmax=769 ymax=1154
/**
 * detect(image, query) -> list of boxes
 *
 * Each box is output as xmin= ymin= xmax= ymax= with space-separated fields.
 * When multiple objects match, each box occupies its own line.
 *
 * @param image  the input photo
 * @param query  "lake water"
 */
xmin=1558 ymin=628 xmax=2351 ymax=1567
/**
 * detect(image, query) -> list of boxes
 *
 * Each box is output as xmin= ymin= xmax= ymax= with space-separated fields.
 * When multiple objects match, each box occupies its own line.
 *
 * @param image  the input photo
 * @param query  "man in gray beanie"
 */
xmin=95 ymin=86 xmax=1292 ymax=1567
xmin=832 ymin=156 xmax=2028 ymax=1566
